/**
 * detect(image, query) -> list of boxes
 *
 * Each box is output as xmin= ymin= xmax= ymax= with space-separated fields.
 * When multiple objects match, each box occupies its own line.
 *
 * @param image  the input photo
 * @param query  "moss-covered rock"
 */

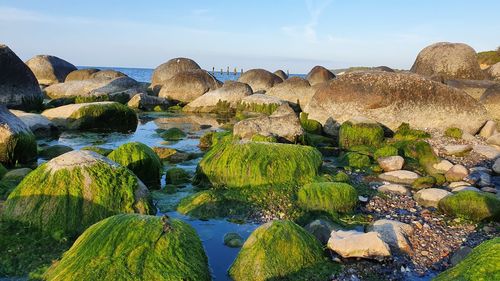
xmin=2 ymin=151 xmax=153 ymax=239
xmin=250 ymin=134 xmax=277 ymax=142
xmin=338 ymin=118 xmax=384 ymax=150
xmin=339 ymin=152 xmax=372 ymax=169
xmin=194 ymin=140 xmax=322 ymax=188
xmin=39 ymin=145 xmax=73 ymax=160
xmin=300 ymin=112 xmax=322 ymax=134
xmin=165 ymin=167 xmax=190 ymax=185
xmin=224 ymin=232 xmax=244 ymax=248
xmin=438 ymin=191 xmax=500 ymax=222
xmin=198 ymin=131 xmax=215 ymax=150
xmin=373 ymin=145 xmax=399 ymax=160
xmin=393 ymin=123 xmax=430 ymax=141
xmin=43 ymin=214 xmax=211 ymax=281
xmin=298 ymin=182 xmax=358 ymax=214
xmin=332 ymin=171 xmax=350 ymax=182
xmin=159 ymin=127 xmax=187 ymax=141
xmin=81 ymin=146 xmax=113 ymax=156
xmin=412 ymin=176 xmax=436 ymax=190
xmin=229 ymin=220 xmax=338 ymax=281
xmin=400 ymin=140 xmax=440 ymax=175
xmin=177 ymin=190 xmax=252 ymax=220
xmin=108 ymin=142 xmax=162 ymax=189
xmin=0 ymin=106 xmax=37 ymax=167
xmin=434 ymin=237 xmax=500 ymax=281
xmin=444 ymin=127 xmax=463 ymax=139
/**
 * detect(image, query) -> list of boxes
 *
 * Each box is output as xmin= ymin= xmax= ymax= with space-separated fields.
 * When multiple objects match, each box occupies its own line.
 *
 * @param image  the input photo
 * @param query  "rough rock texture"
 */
xmin=306 ymin=65 xmax=336 ymax=86
xmin=0 ymin=44 xmax=43 ymax=110
xmin=486 ymin=62 xmax=500 ymax=80
xmin=327 ymin=230 xmax=391 ymax=259
xmin=414 ymin=188 xmax=451 ymax=207
xmin=25 ymin=55 xmax=77 ymax=85
xmin=368 ymin=219 xmax=414 ymax=254
xmin=480 ymin=83 xmax=500 ymax=121
xmin=65 ymin=68 xmax=100 ymax=81
xmin=233 ymin=104 xmax=304 ymax=142
xmin=377 ymin=156 xmax=404 ymax=172
xmin=479 ymin=120 xmax=497 ymax=139
xmin=90 ymin=69 xmax=126 ymax=80
xmin=266 ymin=77 xmax=316 ymax=109
xmin=379 ymin=170 xmax=420 ymax=184
xmin=445 ymin=79 xmax=497 ymax=100
xmin=445 ymin=164 xmax=469 ymax=182
xmin=127 ymin=93 xmax=170 ymax=111
xmin=410 ymin=42 xmax=484 ymax=80
xmin=151 ymin=57 xmax=201 ymax=94
xmin=0 ymin=106 xmax=37 ymax=167
xmin=304 ymin=71 xmax=488 ymax=134
xmin=273 ymin=69 xmax=288 ymax=80
xmin=158 ymin=69 xmax=221 ymax=103
xmin=237 ymin=69 xmax=283 ymax=92
xmin=378 ymin=184 xmax=409 ymax=195
xmin=183 ymin=81 xmax=253 ymax=113
xmin=9 ymin=110 xmax=58 ymax=137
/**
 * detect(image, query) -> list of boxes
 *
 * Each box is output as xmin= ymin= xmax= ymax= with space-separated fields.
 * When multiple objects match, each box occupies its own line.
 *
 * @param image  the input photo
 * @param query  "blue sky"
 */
xmin=1 ymin=0 xmax=499 ymax=73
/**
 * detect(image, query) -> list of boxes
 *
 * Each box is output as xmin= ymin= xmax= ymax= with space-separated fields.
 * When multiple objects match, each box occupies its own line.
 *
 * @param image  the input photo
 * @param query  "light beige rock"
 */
xmin=368 ymin=219 xmax=414 ymax=254
xmin=473 ymin=145 xmax=500 ymax=159
xmin=25 ymin=55 xmax=77 ymax=85
xmin=127 ymin=93 xmax=170 ymax=111
xmin=486 ymin=133 xmax=500 ymax=146
xmin=183 ymin=81 xmax=252 ymax=113
xmin=487 ymin=62 xmax=500 ymax=81
xmin=378 ymin=184 xmax=409 ymax=195
xmin=493 ymin=158 xmax=500 ymax=174
xmin=433 ymin=160 xmax=454 ymax=173
xmin=377 ymin=156 xmax=404 ymax=172
xmin=44 ymin=76 xmax=141 ymax=99
xmin=327 ymin=230 xmax=391 ymax=260
xmin=151 ymin=58 xmax=201 ymax=94
xmin=237 ymin=69 xmax=283 ymax=92
xmin=378 ymin=170 xmax=420 ymax=184
xmin=448 ymin=181 xmax=471 ymax=189
xmin=266 ymin=77 xmax=316 ymax=109
xmin=158 ymin=69 xmax=221 ymax=103
xmin=414 ymin=188 xmax=451 ymax=207
xmin=443 ymin=144 xmax=472 ymax=156
xmin=445 ymin=164 xmax=469 ymax=182
xmin=479 ymin=120 xmax=497 ymax=139
xmin=9 ymin=110 xmax=58 ymax=137
xmin=451 ymin=186 xmax=480 ymax=193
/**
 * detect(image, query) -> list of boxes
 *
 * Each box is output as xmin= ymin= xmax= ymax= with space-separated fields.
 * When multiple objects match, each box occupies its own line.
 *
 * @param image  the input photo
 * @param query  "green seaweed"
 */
xmin=393 ymin=123 xmax=430 ymax=141
xmin=236 ymin=102 xmax=280 ymax=115
xmin=298 ymin=182 xmax=358 ymax=214
xmin=68 ymin=102 xmax=138 ymax=132
xmin=338 ymin=152 xmax=372 ymax=169
xmin=373 ymin=145 xmax=399 ymax=160
xmin=165 ymin=167 xmax=190 ymax=185
xmin=300 ymin=112 xmax=322 ymax=134
xmin=338 ymin=120 xmax=384 ymax=149
xmin=251 ymin=134 xmax=278 ymax=142
xmin=444 ymin=127 xmax=463 ymax=139
xmin=0 ymin=131 xmax=37 ymax=168
xmin=438 ymin=191 xmax=500 ymax=222
xmin=159 ymin=128 xmax=187 ymax=141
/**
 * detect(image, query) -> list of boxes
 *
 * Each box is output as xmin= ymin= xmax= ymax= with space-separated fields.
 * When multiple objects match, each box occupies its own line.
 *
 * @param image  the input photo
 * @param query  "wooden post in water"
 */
xmin=234 ymin=68 xmax=237 ymax=75
xmin=227 ymin=66 xmax=229 ymax=75
xmin=241 ymin=69 xmax=243 ymax=74
xmin=220 ymin=68 xmax=223 ymax=74
xmin=212 ymin=67 xmax=215 ymax=74
xmin=287 ymin=70 xmax=289 ymax=76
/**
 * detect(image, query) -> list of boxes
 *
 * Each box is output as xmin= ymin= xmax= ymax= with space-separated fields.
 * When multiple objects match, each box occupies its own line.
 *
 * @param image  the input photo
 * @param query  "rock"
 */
xmin=339 ymin=117 xmax=384 ymax=149
xmin=266 ymin=77 xmax=315 ymax=109
xmin=367 ymin=219 xmax=414 ymax=254
xmin=39 ymin=145 xmax=74 ymax=160
xmin=414 ymin=188 xmax=451 ymax=207
xmin=43 ymin=214 xmax=210 ymax=281
xmin=0 ymin=44 xmax=43 ymax=110
xmin=450 ymin=246 xmax=473 ymax=266
xmin=479 ymin=120 xmax=497 ymax=138
xmin=151 ymin=57 xmax=201 ymax=94
xmin=304 ymin=71 xmax=488 ymax=134
xmin=298 ymin=182 xmax=358 ymax=213
xmin=327 ymin=230 xmax=391 ymax=260
xmin=433 ymin=160 xmax=454 ymax=173
xmin=152 ymin=147 xmax=187 ymax=163
xmin=229 ymin=220 xmax=332 ymax=281
xmin=481 ymin=186 xmax=497 ymax=193
xmin=379 ymin=170 xmax=420 ymax=185
xmin=487 ymin=62 xmax=500 ymax=80
xmin=445 ymin=79 xmax=497 ymax=100
xmin=438 ymin=190 xmax=500 ymax=221
xmin=65 ymin=68 xmax=100 ymax=81
xmin=306 ymin=65 xmax=335 ymax=85
xmin=165 ymin=167 xmax=190 ymax=186
xmin=480 ymin=83 xmax=500 ymax=121
xmin=108 ymin=142 xmax=162 ymax=189
xmin=445 ymin=164 xmax=469 ymax=182
xmin=158 ymin=127 xmax=186 ymax=141
xmin=273 ymin=70 xmax=288 ymax=80
xmin=183 ymin=81 xmax=252 ymax=113
xmin=473 ymin=145 xmax=500 ymax=159
xmin=80 ymin=146 xmax=113 ymax=156
xmin=0 ymin=106 xmax=37 ymax=167
xmin=90 ymin=69 xmax=126 ymax=80
xmin=461 ymin=132 xmax=476 ymax=141
xmin=223 ymin=232 xmax=244 ymax=248
xmin=486 ymin=133 xmax=500 ymax=146
xmin=127 ymin=93 xmax=170 ymax=111
xmin=42 ymin=102 xmax=138 ymax=132
xmin=451 ymin=186 xmax=480 ymax=193
xmin=493 ymin=158 xmax=500 ymax=174
xmin=158 ymin=69 xmax=221 ymax=103
xmin=448 ymin=181 xmax=471 ymax=189
xmin=237 ymin=69 xmax=283 ymax=92
xmin=25 ymin=55 xmax=77 ymax=85
xmin=233 ymin=104 xmax=304 ymax=142
xmin=304 ymin=219 xmax=342 ymax=244
xmin=377 ymin=156 xmax=404 ymax=172
xmin=378 ymin=184 xmax=409 ymax=195
xmin=410 ymin=42 xmax=484 ymax=80
xmin=2 ymin=151 xmax=153 ymax=238
xmin=9 ymin=110 xmax=59 ymax=137
xmin=2 ymin=168 xmax=32 ymax=183
xmin=443 ymin=144 xmax=472 ymax=156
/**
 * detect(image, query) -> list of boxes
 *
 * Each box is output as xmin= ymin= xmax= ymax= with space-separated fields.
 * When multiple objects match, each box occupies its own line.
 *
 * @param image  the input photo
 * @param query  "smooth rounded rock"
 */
xmin=377 ymin=156 xmax=404 ymax=172
xmin=445 ymin=164 xmax=469 ymax=182
xmin=306 ymin=65 xmax=335 ymax=86
xmin=237 ymin=69 xmax=283 ymax=92
xmin=327 ymin=230 xmax=391 ymax=260
xmin=151 ymin=58 xmax=201 ymax=94
xmin=379 ymin=170 xmax=420 ymax=184
xmin=414 ymin=188 xmax=452 ymax=207
xmin=378 ymin=184 xmax=409 ymax=195
xmin=25 ymin=55 xmax=77 ymax=85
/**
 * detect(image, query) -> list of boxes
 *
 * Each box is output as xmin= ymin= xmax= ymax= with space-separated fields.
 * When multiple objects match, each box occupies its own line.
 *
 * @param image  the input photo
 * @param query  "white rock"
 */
xmin=327 ymin=230 xmax=391 ymax=260
xmin=433 ymin=160 xmax=454 ymax=173
xmin=479 ymin=120 xmax=497 ymax=139
xmin=377 ymin=156 xmax=404 ymax=172
xmin=367 ymin=220 xmax=413 ymax=254
xmin=473 ymin=145 xmax=500 ymax=159
xmin=443 ymin=144 xmax=472 ymax=156
xmin=414 ymin=188 xmax=452 ymax=207
xmin=378 ymin=170 xmax=420 ymax=184
xmin=378 ymin=184 xmax=409 ymax=195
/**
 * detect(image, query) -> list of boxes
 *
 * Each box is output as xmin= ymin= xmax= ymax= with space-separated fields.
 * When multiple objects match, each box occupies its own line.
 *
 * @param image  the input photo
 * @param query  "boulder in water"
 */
xmin=0 ymin=106 xmax=37 ymax=167
xmin=151 ymin=57 xmax=201 ymax=94
xmin=158 ymin=69 xmax=221 ymax=103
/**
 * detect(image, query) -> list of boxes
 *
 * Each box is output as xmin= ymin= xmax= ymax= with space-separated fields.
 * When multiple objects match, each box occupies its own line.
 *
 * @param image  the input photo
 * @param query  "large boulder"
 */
xmin=367 ymin=219 xmax=414 ymax=254
xmin=233 ymin=104 xmax=304 ymax=142
xmin=0 ymin=44 xmax=43 ymax=110
xmin=65 ymin=68 xmax=100 ymax=81
xmin=127 ymin=93 xmax=170 ymax=111
xmin=43 ymin=214 xmax=210 ymax=281
xmin=238 ymin=94 xmax=286 ymax=114
xmin=438 ymin=190 xmax=500 ymax=221
xmin=480 ymin=83 xmax=500 ymax=121
xmin=90 ymin=69 xmax=126 ymax=80
xmin=229 ymin=220 xmax=334 ymax=281
xmin=304 ymin=71 xmax=488 ymax=134
xmin=25 ymin=55 xmax=77 ymax=85
xmin=0 ymin=106 xmax=37 ymax=167
xmin=297 ymin=182 xmax=358 ymax=213
xmin=266 ymin=77 xmax=316 ymax=109
xmin=487 ymin=62 xmax=500 ymax=80
xmin=445 ymin=79 xmax=497 ymax=100
xmin=237 ymin=69 xmax=283 ymax=92
xmin=183 ymin=81 xmax=252 ymax=113
xmin=42 ymin=102 xmax=138 ymax=132
xmin=2 ymin=150 xmax=153 ymax=238
xmin=151 ymin=57 xmax=201 ymax=94
xmin=9 ymin=110 xmax=58 ymax=137
xmin=158 ymin=69 xmax=221 ymax=103
xmin=410 ymin=42 xmax=484 ymax=80
xmin=306 ymin=65 xmax=335 ymax=86
xmin=273 ymin=69 xmax=288 ymax=80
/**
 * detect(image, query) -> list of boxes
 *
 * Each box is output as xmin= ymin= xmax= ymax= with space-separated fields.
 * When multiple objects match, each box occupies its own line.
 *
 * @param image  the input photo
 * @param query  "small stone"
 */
xmin=358 ymin=196 xmax=368 ymax=202
xmin=479 ymin=120 xmax=497 ymax=139
xmin=378 ymin=184 xmax=409 ymax=195
xmin=377 ymin=156 xmax=404 ymax=172
xmin=433 ymin=160 xmax=454 ymax=173
xmin=412 ymin=221 xmax=423 ymax=229
xmin=421 ymin=250 xmax=429 ymax=256
xmin=473 ymin=145 xmax=500 ymax=159
xmin=327 ymin=230 xmax=391 ymax=260
xmin=379 ymin=170 xmax=420 ymax=184
xmin=486 ymin=133 xmax=500 ymax=146
xmin=493 ymin=158 xmax=500 ymax=174
xmin=443 ymin=144 xmax=472 ymax=156
xmin=451 ymin=186 xmax=480 ymax=193
xmin=481 ymin=186 xmax=497 ymax=193
xmin=445 ymin=164 xmax=469 ymax=182
xmin=414 ymin=188 xmax=452 ymax=207
xmin=448 ymin=181 xmax=471 ymax=189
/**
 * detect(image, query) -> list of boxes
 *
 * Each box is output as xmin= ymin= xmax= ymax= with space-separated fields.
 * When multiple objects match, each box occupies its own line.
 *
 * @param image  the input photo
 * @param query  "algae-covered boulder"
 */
xmin=339 ymin=117 xmax=384 ymax=149
xmin=2 ymin=151 xmax=153 ymax=239
xmin=195 ymin=140 xmax=322 ymax=188
xmin=107 ymin=142 xmax=162 ymax=189
xmin=25 ymin=55 xmax=77 ymax=85
xmin=434 ymin=237 xmax=499 ymax=281
xmin=0 ymin=106 xmax=37 ymax=167
xmin=229 ymin=220 xmax=335 ymax=281
xmin=43 ymin=214 xmax=211 ymax=281
xmin=438 ymin=190 xmax=500 ymax=222
xmin=165 ymin=167 xmax=190 ymax=185
xmin=298 ymin=182 xmax=358 ymax=213
xmin=42 ymin=102 xmax=138 ymax=132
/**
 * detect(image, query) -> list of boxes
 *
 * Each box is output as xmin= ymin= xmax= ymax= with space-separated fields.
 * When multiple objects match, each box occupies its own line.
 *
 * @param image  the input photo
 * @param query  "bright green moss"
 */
xmin=393 ymin=123 xmax=430 ymax=141
xmin=194 ymin=140 xmax=322 ymax=188
xmin=301 ymin=133 xmax=334 ymax=147
xmin=43 ymin=214 xmax=211 ymax=281
xmin=402 ymin=140 xmax=440 ymax=175
xmin=108 ymin=142 xmax=162 ymax=189
xmin=251 ymin=134 xmax=277 ymax=142
xmin=338 ymin=120 xmax=384 ymax=149
xmin=438 ymin=191 xmax=500 ymax=222
xmin=69 ymin=102 xmax=138 ymax=132
xmin=444 ymin=127 xmax=463 ymax=139
xmin=81 ymin=146 xmax=113 ymax=156
xmin=39 ymin=145 xmax=73 ymax=160
xmin=0 ymin=131 xmax=37 ymax=168
xmin=478 ymin=50 xmax=500 ymax=65
xmin=300 ymin=112 xmax=322 ymax=134
xmin=339 ymin=152 xmax=372 ymax=169
xmin=373 ymin=145 xmax=399 ymax=160
xmin=159 ymin=127 xmax=187 ymax=141
xmin=412 ymin=176 xmax=436 ymax=190
xmin=229 ymin=220 xmax=338 ymax=281
xmin=236 ymin=102 xmax=280 ymax=115
xmin=434 ymin=237 xmax=500 ymax=281
xmin=332 ymin=171 xmax=350 ymax=182
xmin=298 ymin=182 xmax=358 ymax=214
xmin=165 ymin=167 xmax=190 ymax=185
xmin=2 ymin=156 xmax=153 ymax=240
xmin=348 ymin=145 xmax=375 ymax=156
xmin=74 ymin=95 xmax=110 ymax=104
xmin=199 ymin=131 xmax=215 ymax=150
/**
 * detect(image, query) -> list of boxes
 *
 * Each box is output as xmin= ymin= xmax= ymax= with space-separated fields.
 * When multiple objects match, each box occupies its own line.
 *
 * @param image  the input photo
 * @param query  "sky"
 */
xmin=0 ymin=0 xmax=499 ymax=73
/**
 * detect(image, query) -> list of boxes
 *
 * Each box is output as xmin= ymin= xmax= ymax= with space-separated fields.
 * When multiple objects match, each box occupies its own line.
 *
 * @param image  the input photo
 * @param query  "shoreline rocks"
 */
xmin=26 ymin=55 xmax=77 ymax=86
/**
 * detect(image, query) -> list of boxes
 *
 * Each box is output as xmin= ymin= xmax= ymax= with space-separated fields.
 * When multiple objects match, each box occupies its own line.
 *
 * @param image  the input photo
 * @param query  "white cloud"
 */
xmin=282 ymin=0 xmax=332 ymax=43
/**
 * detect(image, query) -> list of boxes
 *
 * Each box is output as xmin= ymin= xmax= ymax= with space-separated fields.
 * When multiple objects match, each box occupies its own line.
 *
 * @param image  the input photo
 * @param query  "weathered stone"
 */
xmin=368 ymin=219 xmax=414 ymax=254
xmin=414 ymin=188 xmax=451 ymax=207
xmin=433 ymin=160 xmax=454 ymax=173
xmin=151 ymin=58 xmax=201 ymax=94
xmin=448 ymin=181 xmax=471 ymax=189
xmin=452 ymin=186 xmax=480 ymax=193
xmin=273 ymin=70 xmax=288 ymax=80
xmin=486 ymin=133 xmax=500 ymax=146
xmin=158 ymin=69 xmax=221 ymax=103
xmin=443 ymin=144 xmax=472 ymax=156
xmin=445 ymin=164 xmax=469 ymax=182
xmin=0 ymin=106 xmax=37 ymax=166
xmin=487 ymin=62 xmax=500 ymax=81
xmin=445 ymin=79 xmax=497 ymax=100
xmin=327 ymin=230 xmax=391 ymax=260
xmin=379 ymin=170 xmax=420 ymax=184
xmin=306 ymin=66 xmax=335 ymax=86
xmin=127 ymin=93 xmax=170 ymax=111
xmin=377 ymin=156 xmax=404 ymax=172
xmin=480 ymin=83 xmax=500 ymax=121
xmin=183 ymin=81 xmax=252 ymax=113
xmin=266 ymin=77 xmax=315 ymax=109
xmin=493 ymin=158 xmax=500 ymax=174
xmin=378 ymin=184 xmax=409 ymax=195
xmin=25 ymin=55 xmax=77 ymax=85
xmin=237 ymin=69 xmax=283 ymax=92
xmin=65 ymin=68 xmax=100 ymax=81
xmin=479 ymin=120 xmax=497 ymax=139
xmin=9 ymin=110 xmax=58 ymax=137
xmin=304 ymin=219 xmax=342 ymax=244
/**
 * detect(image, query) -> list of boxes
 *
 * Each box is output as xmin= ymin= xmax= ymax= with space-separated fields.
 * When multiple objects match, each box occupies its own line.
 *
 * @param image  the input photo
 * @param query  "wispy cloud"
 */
xmin=282 ymin=0 xmax=332 ymax=43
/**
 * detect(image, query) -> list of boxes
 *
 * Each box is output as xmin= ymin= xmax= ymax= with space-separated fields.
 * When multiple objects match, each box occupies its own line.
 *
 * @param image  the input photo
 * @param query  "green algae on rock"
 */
xmin=80 ymin=146 xmax=113 ymax=156
xmin=338 ymin=152 xmax=372 ymax=169
xmin=229 ymin=220 xmax=338 ymax=281
xmin=2 ymin=150 xmax=153 ymax=240
xmin=39 ymin=144 xmax=74 ymax=160
xmin=300 ymin=112 xmax=322 ymax=134
xmin=0 ymin=106 xmax=37 ymax=167
xmin=108 ymin=142 xmax=162 ymax=189
xmin=393 ymin=122 xmax=430 ymax=141
xmin=43 ymin=214 xmax=211 ymax=281
xmin=159 ymin=127 xmax=187 ymax=141
xmin=434 ymin=237 xmax=500 ymax=281
xmin=444 ymin=127 xmax=463 ymax=139
xmin=373 ymin=145 xmax=399 ymax=160
xmin=438 ymin=191 xmax=500 ymax=222
xmin=298 ymin=182 xmax=358 ymax=214
xmin=338 ymin=118 xmax=384 ymax=150
xmin=165 ymin=167 xmax=190 ymax=185
xmin=177 ymin=190 xmax=253 ymax=220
